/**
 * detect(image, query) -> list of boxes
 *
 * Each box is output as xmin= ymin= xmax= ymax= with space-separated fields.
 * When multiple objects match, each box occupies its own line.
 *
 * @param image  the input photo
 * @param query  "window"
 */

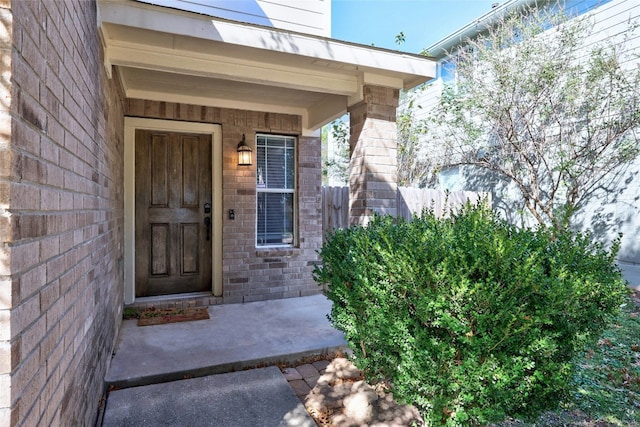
xmin=439 ymin=58 xmax=456 ymax=83
xmin=256 ymin=134 xmax=296 ymax=246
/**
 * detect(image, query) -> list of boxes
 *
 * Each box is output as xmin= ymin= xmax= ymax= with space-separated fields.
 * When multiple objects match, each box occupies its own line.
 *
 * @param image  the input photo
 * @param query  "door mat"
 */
xmin=137 ymin=307 xmax=210 ymax=326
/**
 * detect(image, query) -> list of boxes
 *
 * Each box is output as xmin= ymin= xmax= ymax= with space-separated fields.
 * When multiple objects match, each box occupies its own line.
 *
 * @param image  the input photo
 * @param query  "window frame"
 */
xmin=255 ymin=133 xmax=298 ymax=248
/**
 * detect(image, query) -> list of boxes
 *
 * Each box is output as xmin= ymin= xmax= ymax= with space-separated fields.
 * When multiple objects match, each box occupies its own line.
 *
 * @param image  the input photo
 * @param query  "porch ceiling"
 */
xmin=97 ymin=0 xmax=436 ymax=135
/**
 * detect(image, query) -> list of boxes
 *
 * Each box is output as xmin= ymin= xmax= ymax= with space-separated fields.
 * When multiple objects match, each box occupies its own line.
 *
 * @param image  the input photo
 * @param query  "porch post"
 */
xmin=347 ymin=85 xmax=399 ymax=225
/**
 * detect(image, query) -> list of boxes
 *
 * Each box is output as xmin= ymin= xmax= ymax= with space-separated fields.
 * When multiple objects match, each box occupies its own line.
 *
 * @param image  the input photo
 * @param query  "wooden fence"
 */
xmin=321 ymin=186 xmax=489 ymax=238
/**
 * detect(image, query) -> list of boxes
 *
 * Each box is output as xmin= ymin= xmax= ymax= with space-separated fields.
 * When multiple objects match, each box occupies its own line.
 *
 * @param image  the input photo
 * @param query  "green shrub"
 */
xmin=313 ymin=204 xmax=627 ymax=426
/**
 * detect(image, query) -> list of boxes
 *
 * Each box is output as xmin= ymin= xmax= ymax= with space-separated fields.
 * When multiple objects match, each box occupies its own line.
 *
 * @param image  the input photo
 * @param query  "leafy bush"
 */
xmin=313 ymin=204 xmax=628 ymax=426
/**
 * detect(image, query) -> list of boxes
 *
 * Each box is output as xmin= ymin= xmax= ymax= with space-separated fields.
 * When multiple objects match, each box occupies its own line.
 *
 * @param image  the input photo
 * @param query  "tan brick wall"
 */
xmin=0 ymin=1 xmax=14 ymax=423
xmin=126 ymin=100 xmax=323 ymax=303
xmin=1 ymin=1 xmax=125 ymax=426
xmin=348 ymin=85 xmax=399 ymax=225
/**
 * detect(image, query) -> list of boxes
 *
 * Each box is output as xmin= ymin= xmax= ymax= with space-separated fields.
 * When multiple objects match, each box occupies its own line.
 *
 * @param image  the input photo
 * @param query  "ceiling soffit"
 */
xmin=98 ymin=0 xmax=436 ymax=133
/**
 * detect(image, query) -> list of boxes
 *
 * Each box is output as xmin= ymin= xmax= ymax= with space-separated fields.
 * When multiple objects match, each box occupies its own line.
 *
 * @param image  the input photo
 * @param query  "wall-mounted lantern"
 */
xmin=237 ymin=134 xmax=252 ymax=166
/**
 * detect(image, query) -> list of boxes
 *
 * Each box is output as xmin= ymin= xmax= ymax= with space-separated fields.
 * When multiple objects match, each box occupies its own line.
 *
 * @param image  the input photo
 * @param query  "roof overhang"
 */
xmin=426 ymin=0 xmax=542 ymax=58
xmin=97 ymin=0 xmax=436 ymax=135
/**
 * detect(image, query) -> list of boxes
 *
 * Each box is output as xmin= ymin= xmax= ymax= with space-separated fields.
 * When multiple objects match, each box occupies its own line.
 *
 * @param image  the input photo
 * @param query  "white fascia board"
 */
xmin=106 ymin=42 xmax=360 ymax=96
xmin=361 ymin=72 xmax=405 ymax=92
xmin=98 ymin=22 xmax=113 ymax=78
xmin=98 ymin=0 xmax=434 ymax=87
xmin=212 ymin=24 xmax=432 ymax=79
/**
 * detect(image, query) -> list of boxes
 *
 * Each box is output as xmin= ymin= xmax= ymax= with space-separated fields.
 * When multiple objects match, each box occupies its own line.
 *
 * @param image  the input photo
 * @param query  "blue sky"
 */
xmin=332 ymin=0 xmax=500 ymax=54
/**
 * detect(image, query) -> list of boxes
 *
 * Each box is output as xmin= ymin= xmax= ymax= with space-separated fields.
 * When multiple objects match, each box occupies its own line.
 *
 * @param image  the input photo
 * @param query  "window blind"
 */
xmin=256 ymin=135 xmax=296 ymax=246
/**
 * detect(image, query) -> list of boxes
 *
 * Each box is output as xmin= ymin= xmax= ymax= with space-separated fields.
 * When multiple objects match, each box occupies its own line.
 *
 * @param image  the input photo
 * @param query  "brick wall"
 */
xmin=126 ymin=100 xmax=323 ymax=303
xmin=348 ymin=85 xmax=399 ymax=225
xmin=1 ymin=1 xmax=125 ymax=426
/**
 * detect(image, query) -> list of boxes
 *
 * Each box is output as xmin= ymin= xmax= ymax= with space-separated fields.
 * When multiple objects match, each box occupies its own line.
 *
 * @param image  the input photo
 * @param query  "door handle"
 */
xmin=204 ymin=216 xmax=211 ymax=241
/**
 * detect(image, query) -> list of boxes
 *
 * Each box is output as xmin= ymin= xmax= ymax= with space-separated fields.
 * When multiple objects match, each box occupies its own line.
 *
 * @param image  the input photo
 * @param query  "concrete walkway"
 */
xmin=103 ymin=366 xmax=315 ymax=427
xmin=101 ymin=294 xmax=347 ymax=426
xmin=620 ymin=261 xmax=640 ymax=291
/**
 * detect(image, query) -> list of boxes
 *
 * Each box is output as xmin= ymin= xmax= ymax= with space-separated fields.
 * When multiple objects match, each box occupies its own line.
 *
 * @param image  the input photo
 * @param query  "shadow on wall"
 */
xmin=439 ymin=166 xmax=531 ymax=227
xmin=0 ymin=10 xmax=11 ymax=313
xmin=573 ymin=164 xmax=640 ymax=263
xmin=348 ymin=162 xmax=398 ymax=226
xmin=437 ymin=163 xmax=640 ymax=263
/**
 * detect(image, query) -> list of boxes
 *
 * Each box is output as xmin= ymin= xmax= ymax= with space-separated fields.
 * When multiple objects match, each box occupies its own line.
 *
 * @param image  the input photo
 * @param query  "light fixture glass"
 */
xmin=237 ymin=134 xmax=252 ymax=166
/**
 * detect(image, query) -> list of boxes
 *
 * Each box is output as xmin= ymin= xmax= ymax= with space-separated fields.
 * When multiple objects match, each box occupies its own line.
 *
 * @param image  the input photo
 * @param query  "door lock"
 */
xmin=204 ymin=203 xmax=211 ymax=214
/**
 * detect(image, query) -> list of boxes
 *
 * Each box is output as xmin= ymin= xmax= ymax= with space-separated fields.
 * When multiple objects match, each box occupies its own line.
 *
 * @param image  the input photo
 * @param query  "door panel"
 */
xmin=150 ymin=135 xmax=169 ymax=207
xmin=181 ymin=223 xmax=199 ymax=274
xmin=135 ymin=129 xmax=213 ymax=297
xmin=150 ymin=223 xmax=169 ymax=276
xmin=182 ymin=137 xmax=200 ymax=207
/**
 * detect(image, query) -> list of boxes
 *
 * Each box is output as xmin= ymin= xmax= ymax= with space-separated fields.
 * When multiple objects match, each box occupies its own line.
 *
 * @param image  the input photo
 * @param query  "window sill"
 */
xmin=255 ymin=247 xmax=299 ymax=257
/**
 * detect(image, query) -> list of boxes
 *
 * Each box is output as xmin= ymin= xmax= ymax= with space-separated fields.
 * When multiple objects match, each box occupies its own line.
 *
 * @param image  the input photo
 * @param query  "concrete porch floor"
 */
xmin=105 ymin=294 xmax=347 ymax=389
xmin=101 ymin=294 xmax=347 ymax=426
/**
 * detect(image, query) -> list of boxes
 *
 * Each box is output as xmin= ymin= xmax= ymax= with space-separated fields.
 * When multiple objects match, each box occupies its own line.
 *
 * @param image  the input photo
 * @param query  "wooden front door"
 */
xmin=135 ymin=129 xmax=213 ymax=297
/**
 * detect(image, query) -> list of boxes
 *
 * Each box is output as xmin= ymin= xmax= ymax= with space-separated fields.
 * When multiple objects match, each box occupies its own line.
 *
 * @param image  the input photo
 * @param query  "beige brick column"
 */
xmin=348 ymin=85 xmax=399 ymax=225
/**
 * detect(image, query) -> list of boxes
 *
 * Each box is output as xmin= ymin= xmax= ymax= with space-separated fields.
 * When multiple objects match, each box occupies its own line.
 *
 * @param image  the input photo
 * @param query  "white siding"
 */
xmin=580 ymin=0 xmax=640 ymax=68
xmin=136 ymin=0 xmax=331 ymax=36
xmin=412 ymin=0 xmax=640 ymax=262
xmin=577 ymin=0 xmax=640 ymax=262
